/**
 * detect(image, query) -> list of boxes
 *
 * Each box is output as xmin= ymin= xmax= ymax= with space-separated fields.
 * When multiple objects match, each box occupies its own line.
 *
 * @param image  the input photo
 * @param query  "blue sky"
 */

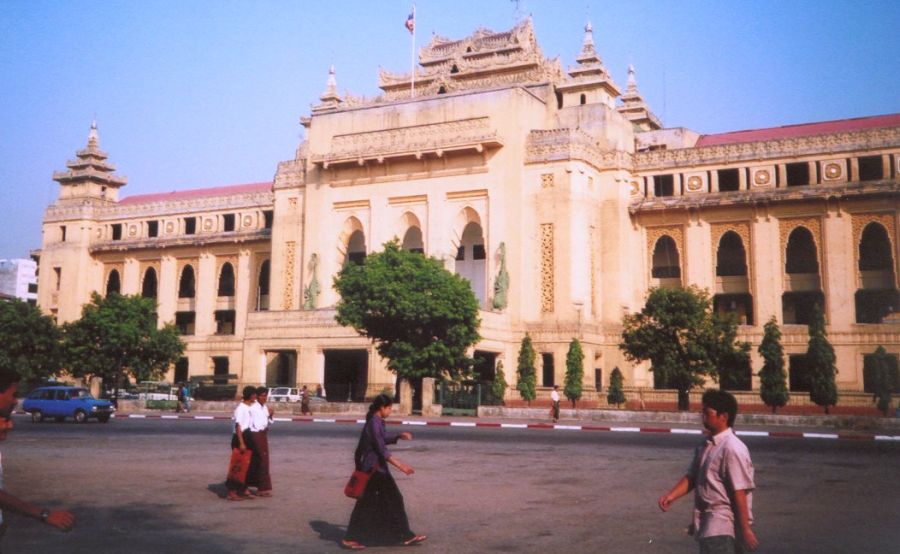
xmin=1 ymin=0 xmax=898 ymax=259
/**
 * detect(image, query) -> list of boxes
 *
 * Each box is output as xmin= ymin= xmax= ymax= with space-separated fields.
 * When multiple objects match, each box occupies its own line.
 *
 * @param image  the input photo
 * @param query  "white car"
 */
xmin=268 ymin=387 xmax=302 ymax=402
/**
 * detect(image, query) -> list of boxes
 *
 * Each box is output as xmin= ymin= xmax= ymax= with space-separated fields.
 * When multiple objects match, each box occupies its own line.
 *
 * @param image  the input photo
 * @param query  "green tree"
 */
xmin=758 ymin=317 xmax=789 ymax=413
xmin=491 ymin=360 xmax=508 ymax=406
xmin=333 ymin=241 xmax=481 ymax=381
xmin=806 ymin=304 xmax=838 ymax=414
xmin=620 ymin=286 xmax=748 ymax=411
xmin=607 ymin=367 xmax=626 ymax=407
xmin=865 ymin=346 xmax=898 ymax=416
xmin=62 ymin=293 xmax=184 ymax=403
xmin=516 ymin=333 xmax=536 ymax=406
xmin=0 ymin=299 xmax=63 ymax=384
xmin=564 ymin=338 xmax=584 ymax=408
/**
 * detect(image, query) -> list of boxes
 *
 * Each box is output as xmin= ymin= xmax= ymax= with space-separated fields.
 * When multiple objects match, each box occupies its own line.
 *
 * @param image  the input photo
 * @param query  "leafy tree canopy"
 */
xmin=333 ymin=241 xmax=481 ymax=380
xmin=758 ymin=316 xmax=789 ymax=412
xmin=620 ymin=286 xmax=750 ymax=410
xmin=0 ymin=299 xmax=62 ymax=384
xmin=607 ymin=367 xmax=626 ymax=407
xmin=806 ymin=304 xmax=838 ymax=413
xmin=62 ymin=293 xmax=184 ymax=392
xmin=516 ymin=334 xmax=537 ymax=403
xmin=865 ymin=345 xmax=898 ymax=416
xmin=564 ymin=338 xmax=584 ymax=406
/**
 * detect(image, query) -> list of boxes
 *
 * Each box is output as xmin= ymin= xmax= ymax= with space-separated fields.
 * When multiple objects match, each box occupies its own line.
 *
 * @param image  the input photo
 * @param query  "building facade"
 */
xmin=36 ymin=20 xmax=900 ymax=402
xmin=0 ymin=258 xmax=38 ymax=304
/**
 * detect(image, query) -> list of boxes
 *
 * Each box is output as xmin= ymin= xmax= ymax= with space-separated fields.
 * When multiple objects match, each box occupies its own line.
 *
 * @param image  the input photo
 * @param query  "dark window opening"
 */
xmin=542 ymin=353 xmax=555 ymax=387
xmin=788 ymin=355 xmax=811 ymax=392
xmin=141 ymin=268 xmax=158 ymax=299
xmin=863 ymin=352 xmax=900 ymax=393
xmin=60 ymin=226 xmax=66 ymax=242
xmin=410 ymin=248 xmax=424 ymax=254
xmin=348 ymin=252 xmax=366 ymax=265
xmin=855 ymin=289 xmax=900 ymax=324
xmin=859 ymin=224 xmax=894 ymax=271
xmin=651 ymin=235 xmax=681 ymax=278
xmin=147 ymin=220 xmax=158 ymax=238
xmin=858 ymin=156 xmax=883 ymax=181
xmin=218 ymin=263 xmax=235 ymax=297
xmin=718 ymin=169 xmax=740 ymax=192
xmin=175 ymin=311 xmax=195 ymax=335
xmin=653 ymin=175 xmax=674 ymax=197
xmin=54 ymin=267 xmax=61 ymax=291
xmin=555 ymin=90 xmax=563 ymax=109
xmin=455 ymin=246 xmax=465 ymax=261
xmin=27 ymin=283 xmax=38 ymax=294
xmin=174 ymin=358 xmax=189 ymax=384
xmin=111 ymin=224 xmax=122 ymax=241
xmin=786 ymin=162 xmax=810 ymax=187
xmin=713 ymin=293 xmax=754 ymax=326
xmin=785 ymin=227 xmax=819 ymax=274
xmin=223 ymin=214 xmax=235 ymax=232
xmin=594 ymin=369 xmax=602 ymax=391
xmin=580 ymin=93 xmax=586 ymax=105
xmin=106 ymin=270 xmax=120 ymax=296
xmin=213 ymin=357 xmax=230 ymax=385
xmin=472 ymin=351 xmax=497 ymax=382
xmin=184 ymin=217 xmax=196 ymax=235
xmin=215 ymin=310 xmax=236 ymax=335
xmin=258 ymin=260 xmax=270 ymax=296
xmin=323 ymin=349 xmax=368 ymax=403
xmin=263 ymin=210 xmax=274 ymax=229
xmin=450 ymin=65 xmax=459 ymax=74
xmin=782 ymin=292 xmax=825 ymax=325
xmin=178 ymin=266 xmax=196 ymax=298
xmin=716 ymin=232 xmax=748 ymax=276
xmin=438 ymin=86 xmax=447 ymax=94
xmin=472 ymin=244 xmax=486 ymax=260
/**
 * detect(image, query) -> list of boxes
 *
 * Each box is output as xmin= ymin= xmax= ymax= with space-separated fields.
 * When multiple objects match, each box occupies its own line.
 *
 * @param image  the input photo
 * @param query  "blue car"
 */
xmin=22 ymin=386 xmax=115 ymax=424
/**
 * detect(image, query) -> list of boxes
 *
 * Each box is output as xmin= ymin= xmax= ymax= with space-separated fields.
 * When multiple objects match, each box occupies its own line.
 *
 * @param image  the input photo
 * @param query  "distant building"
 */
xmin=35 ymin=19 xmax=900 ymax=405
xmin=0 ymin=258 xmax=38 ymax=304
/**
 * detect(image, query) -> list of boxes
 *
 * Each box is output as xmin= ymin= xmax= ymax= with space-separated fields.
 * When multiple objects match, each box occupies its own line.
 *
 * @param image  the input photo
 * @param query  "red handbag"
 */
xmin=344 ymin=469 xmax=373 ymax=499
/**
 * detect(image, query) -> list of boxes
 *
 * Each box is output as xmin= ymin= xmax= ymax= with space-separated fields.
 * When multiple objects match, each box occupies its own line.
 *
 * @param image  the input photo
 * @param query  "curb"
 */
xmin=107 ymin=413 xmax=900 ymax=442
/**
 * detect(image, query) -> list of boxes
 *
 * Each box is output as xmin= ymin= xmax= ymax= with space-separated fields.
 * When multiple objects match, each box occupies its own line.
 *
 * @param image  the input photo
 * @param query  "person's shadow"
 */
xmin=207 ymin=482 xmax=228 ymax=499
xmin=309 ymin=520 xmax=346 ymax=547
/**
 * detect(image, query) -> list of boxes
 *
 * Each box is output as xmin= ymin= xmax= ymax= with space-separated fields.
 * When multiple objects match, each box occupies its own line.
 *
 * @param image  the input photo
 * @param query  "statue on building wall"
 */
xmin=303 ymin=253 xmax=321 ymax=310
xmin=492 ymin=242 xmax=510 ymax=311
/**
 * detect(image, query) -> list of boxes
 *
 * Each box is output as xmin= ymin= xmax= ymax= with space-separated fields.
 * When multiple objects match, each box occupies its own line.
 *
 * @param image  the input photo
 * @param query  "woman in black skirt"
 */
xmin=342 ymin=394 xmax=427 ymax=550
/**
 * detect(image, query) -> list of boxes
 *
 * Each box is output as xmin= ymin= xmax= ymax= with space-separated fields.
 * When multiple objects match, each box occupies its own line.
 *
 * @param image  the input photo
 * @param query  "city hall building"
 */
xmin=36 ymin=20 xmax=900 ymax=404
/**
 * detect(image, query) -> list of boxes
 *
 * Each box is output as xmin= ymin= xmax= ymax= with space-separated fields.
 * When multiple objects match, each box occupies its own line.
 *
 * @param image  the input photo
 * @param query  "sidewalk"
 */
xmin=97 ymin=407 xmax=900 ymax=442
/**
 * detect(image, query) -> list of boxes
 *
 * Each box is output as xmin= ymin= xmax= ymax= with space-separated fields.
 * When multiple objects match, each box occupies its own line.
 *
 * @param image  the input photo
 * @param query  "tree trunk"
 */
xmin=677 ymin=389 xmax=690 ymax=411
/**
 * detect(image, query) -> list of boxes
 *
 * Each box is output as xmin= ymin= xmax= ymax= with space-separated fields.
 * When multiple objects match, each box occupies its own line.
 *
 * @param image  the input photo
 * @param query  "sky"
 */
xmin=1 ymin=0 xmax=898 ymax=259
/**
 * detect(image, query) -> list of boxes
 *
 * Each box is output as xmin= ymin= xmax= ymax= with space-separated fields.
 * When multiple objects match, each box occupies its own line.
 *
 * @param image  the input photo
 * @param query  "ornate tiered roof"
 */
xmin=52 ymin=122 xmax=127 ymax=189
xmin=617 ymin=64 xmax=661 ymax=131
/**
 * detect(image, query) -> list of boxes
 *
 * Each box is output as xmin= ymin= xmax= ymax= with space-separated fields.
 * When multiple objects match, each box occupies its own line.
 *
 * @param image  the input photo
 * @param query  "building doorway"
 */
xmin=266 ymin=351 xmax=296 ymax=386
xmin=324 ymin=349 xmax=368 ymax=402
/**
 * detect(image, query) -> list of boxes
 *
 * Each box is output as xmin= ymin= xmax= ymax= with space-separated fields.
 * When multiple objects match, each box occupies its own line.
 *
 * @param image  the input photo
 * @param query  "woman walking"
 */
xmin=342 ymin=394 xmax=426 ymax=550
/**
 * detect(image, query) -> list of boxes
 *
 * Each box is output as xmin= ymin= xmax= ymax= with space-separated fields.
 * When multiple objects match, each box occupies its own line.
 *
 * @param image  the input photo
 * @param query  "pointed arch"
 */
xmin=106 ymin=269 xmax=121 ymax=296
xmin=855 ymin=221 xmax=899 ymax=323
xmin=716 ymin=231 xmax=748 ymax=277
xmin=651 ymin=235 xmax=681 ymax=279
xmin=141 ymin=267 xmax=158 ymax=299
xmin=859 ymin=222 xmax=895 ymax=272
xmin=451 ymin=207 xmax=486 ymax=306
xmin=400 ymin=211 xmax=424 ymax=253
xmin=218 ymin=262 xmax=235 ymax=297
xmin=178 ymin=265 xmax=196 ymax=298
xmin=785 ymin=227 xmax=819 ymax=274
xmin=257 ymin=259 xmax=271 ymax=311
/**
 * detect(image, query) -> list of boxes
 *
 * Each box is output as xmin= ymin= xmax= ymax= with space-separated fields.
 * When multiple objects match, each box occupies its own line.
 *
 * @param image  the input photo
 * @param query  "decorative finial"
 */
xmin=627 ymin=64 xmax=638 ymax=93
xmin=326 ymin=64 xmax=337 ymax=92
xmin=88 ymin=120 xmax=99 ymax=147
xmin=583 ymin=19 xmax=594 ymax=49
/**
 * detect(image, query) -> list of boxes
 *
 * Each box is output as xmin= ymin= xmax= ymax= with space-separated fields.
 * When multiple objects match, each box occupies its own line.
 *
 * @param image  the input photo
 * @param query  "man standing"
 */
xmin=0 ymin=368 xmax=75 ymax=539
xmin=247 ymin=386 xmax=274 ymax=497
xmin=658 ymin=389 xmax=759 ymax=553
xmin=550 ymin=385 xmax=560 ymax=423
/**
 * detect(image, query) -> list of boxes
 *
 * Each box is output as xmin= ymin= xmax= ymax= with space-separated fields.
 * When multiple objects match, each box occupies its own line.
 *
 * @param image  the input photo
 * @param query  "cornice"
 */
xmin=525 ymin=128 xmax=634 ymax=171
xmin=89 ymin=229 xmax=272 ymax=254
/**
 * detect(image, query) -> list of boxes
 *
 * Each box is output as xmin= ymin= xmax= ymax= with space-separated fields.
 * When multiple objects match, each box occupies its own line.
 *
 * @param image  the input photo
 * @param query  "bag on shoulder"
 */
xmin=344 ymin=469 xmax=373 ymax=499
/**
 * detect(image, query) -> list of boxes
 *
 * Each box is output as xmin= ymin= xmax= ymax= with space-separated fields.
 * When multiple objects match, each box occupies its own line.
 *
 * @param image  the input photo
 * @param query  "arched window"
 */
xmin=106 ymin=270 xmax=121 ymax=296
xmin=347 ymin=230 xmax=366 ymax=265
xmin=580 ymin=93 xmax=587 ymax=105
xmin=218 ymin=263 xmax=235 ymax=297
xmin=651 ymin=236 xmax=681 ymax=278
xmin=455 ymin=221 xmax=486 ymax=305
xmin=257 ymin=260 xmax=271 ymax=311
xmin=716 ymin=231 xmax=748 ymax=276
xmin=402 ymin=226 xmax=424 ymax=254
xmin=178 ymin=265 xmax=196 ymax=298
xmin=785 ymin=227 xmax=819 ymax=274
xmin=859 ymin=223 xmax=894 ymax=271
xmin=141 ymin=268 xmax=158 ymax=299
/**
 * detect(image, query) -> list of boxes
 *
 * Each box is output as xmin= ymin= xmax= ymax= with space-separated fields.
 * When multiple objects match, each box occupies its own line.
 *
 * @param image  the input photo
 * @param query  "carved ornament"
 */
xmin=540 ymin=223 xmax=554 ymax=313
xmin=283 ymin=241 xmax=296 ymax=310
xmin=646 ymin=226 xmax=685 ymax=274
xmin=851 ymin=212 xmax=897 ymax=272
xmin=526 ymin=129 xmax=634 ymax=171
xmin=710 ymin=221 xmax=752 ymax=275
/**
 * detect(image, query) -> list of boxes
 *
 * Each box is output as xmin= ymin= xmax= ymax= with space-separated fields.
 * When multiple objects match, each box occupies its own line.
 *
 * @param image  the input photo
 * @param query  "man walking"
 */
xmin=658 ymin=389 xmax=759 ymax=553
xmin=0 ymin=367 xmax=75 ymax=540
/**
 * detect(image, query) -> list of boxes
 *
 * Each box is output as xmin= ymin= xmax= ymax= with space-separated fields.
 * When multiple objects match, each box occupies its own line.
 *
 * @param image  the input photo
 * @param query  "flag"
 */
xmin=405 ymin=11 xmax=415 ymax=34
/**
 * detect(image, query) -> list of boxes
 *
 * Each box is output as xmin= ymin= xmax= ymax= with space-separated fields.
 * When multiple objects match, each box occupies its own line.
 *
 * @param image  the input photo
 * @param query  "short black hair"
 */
xmin=702 ymin=389 xmax=738 ymax=427
xmin=0 ymin=367 xmax=18 ymax=394
xmin=242 ymin=385 xmax=257 ymax=401
xmin=256 ymin=386 xmax=268 ymax=396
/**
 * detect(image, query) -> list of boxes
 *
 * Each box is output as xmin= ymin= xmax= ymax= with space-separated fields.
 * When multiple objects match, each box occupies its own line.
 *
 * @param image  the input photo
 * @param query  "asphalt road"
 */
xmin=2 ymin=416 xmax=899 ymax=553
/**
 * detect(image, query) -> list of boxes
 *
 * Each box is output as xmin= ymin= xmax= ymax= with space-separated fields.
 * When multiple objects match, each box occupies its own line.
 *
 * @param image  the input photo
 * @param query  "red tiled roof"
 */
xmin=695 ymin=113 xmax=900 ymax=147
xmin=119 ymin=182 xmax=272 ymax=205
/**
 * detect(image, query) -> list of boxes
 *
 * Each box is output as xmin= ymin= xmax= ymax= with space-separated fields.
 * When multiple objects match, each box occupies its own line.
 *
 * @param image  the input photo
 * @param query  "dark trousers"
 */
xmin=345 ymin=470 xmax=415 ymax=546
xmin=247 ymin=430 xmax=272 ymax=491
xmin=699 ymin=535 xmax=743 ymax=554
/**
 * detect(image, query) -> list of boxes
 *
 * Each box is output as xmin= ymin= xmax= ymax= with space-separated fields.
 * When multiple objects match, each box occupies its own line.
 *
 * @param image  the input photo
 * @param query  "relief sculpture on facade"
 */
xmin=492 ymin=242 xmax=509 ymax=311
xmin=303 ymin=253 xmax=321 ymax=310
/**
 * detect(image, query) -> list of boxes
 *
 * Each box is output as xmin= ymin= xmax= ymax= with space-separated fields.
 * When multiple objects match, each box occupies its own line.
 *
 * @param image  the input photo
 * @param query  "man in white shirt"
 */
xmin=226 ymin=386 xmax=257 ymax=501
xmin=247 ymin=387 xmax=274 ymax=496
xmin=550 ymin=385 xmax=560 ymax=422
xmin=0 ymin=368 xmax=74 ymax=540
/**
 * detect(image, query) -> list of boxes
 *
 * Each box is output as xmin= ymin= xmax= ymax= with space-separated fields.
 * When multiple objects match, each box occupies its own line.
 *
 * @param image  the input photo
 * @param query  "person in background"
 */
xmin=247 ymin=386 xmax=274 ymax=497
xmin=0 ymin=367 xmax=75 ymax=541
xmin=181 ymin=382 xmax=191 ymax=413
xmin=316 ymin=384 xmax=324 ymax=398
xmin=300 ymin=385 xmax=312 ymax=415
xmin=342 ymin=394 xmax=426 ymax=550
xmin=550 ymin=385 xmax=560 ymax=423
xmin=225 ymin=386 xmax=256 ymax=501
xmin=658 ymin=389 xmax=759 ymax=553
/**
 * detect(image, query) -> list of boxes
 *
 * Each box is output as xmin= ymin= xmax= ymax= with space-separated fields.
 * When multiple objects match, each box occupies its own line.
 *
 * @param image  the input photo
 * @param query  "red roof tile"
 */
xmin=695 ymin=113 xmax=900 ymax=147
xmin=119 ymin=182 xmax=272 ymax=205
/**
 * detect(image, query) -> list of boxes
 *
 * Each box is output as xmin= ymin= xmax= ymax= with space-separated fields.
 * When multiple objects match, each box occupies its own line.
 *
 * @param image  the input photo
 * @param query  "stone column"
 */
xmin=234 ymin=249 xmax=252 ymax=336
xmin=398 ymin=379 xmax=413 ymax=416
xmin=421 ymin=377 xmax=436 ymax=416
xmin=157 ymin=255 xmax=177 ymax=326
xmin=195 ymin=252 xmax=216 ymax=337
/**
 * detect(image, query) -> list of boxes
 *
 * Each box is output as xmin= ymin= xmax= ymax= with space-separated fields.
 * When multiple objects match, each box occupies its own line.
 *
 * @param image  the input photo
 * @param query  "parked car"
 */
xmin=135 ymin=381 xmax=178 ymax=401
xmin=269 ymin=387 xmax=302 ymax=402
xmin=22 ymin=386 xmax=115 ymax=423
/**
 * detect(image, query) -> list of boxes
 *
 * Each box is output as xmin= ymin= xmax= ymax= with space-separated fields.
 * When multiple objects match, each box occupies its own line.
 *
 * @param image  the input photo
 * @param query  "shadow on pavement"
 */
xmin=207 ymin=482 xmax=229 ymax=499
xmin=309 ymin=519 xmax=346 ymax=547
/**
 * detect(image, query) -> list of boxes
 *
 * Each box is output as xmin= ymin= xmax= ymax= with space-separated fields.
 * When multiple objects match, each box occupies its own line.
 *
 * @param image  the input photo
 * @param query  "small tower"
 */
xmin=617 ymin=64 xmax=662 ymax=131
xmin=52 ymin=121 xmax=127 ymax=202
xmin=556 ymin=21 xmax=621 ymax=109
xmin=312 ymin=65 xmax=342 ymax=114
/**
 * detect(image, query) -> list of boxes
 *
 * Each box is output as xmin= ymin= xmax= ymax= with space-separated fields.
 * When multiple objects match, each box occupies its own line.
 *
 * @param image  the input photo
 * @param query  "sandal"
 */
xmin=226 ymin=493 xmax=245 ymax=501
xmin=256 ymin=491 xmax=273 ymax=497
xmin=403 ymin=535 xmax=427 ymax=546
xmin=341 ymin=539 xmax=366 ymax=550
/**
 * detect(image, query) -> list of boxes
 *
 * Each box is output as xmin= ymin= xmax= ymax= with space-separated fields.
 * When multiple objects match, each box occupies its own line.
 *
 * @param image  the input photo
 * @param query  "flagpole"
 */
xmin=410 ymin=4 xmax=416 ymax=98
